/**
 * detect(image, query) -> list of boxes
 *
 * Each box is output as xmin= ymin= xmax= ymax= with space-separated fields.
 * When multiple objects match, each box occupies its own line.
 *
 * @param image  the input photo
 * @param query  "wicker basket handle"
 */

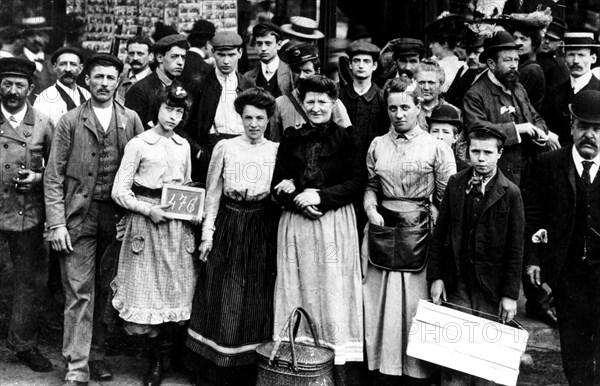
xmin=287 ymin=307 xmax=321 ymax=371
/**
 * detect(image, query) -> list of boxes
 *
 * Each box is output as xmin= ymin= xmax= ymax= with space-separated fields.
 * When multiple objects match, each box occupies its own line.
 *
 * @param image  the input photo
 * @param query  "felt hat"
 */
xmin=545 ymin=18 xmax=567 ymax=41
xmin=185 ymin=19 xmax=215 ymax=37
xmin=479 ymin=30 xmax=522 ymax=63
xmin=569 ymin=90 xmax=600 ymax=123
xmin=426 ymin=104 xmax=463 ymax=130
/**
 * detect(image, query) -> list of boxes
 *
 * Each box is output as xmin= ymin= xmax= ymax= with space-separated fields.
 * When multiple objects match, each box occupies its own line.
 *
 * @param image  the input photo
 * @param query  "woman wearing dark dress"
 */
xmin=271 ymin=75 xmax=367 ymax=385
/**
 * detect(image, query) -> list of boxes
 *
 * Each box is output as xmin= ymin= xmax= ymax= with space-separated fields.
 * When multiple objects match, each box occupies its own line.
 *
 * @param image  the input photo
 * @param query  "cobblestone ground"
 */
xmin=0 ymin=242 xmax=568 ymax=385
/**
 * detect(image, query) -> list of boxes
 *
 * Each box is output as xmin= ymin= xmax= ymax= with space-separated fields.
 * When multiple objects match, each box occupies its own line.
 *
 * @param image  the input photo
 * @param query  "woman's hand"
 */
xmin=149 ymin=204 xmax=173 ymax=224
xmin=366 ymin=206 xmax=384 ymax=226
xmin=302 ymin=205 xmax=323 ymax=220
xmin=198 ymin=240 xmax=213 ymax=262
xmin=274 ymin=179 xmax=295 ymax=194
xmin=294 ymin=189 xmax=321 ymax=209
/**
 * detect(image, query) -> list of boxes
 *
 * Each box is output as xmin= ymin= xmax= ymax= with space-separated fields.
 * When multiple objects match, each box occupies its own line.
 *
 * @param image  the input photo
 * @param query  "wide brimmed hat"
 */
xmin=479 ymin=30 xmax=522 ymax=63
xmin=545 ymin=18 xmax=567 ymax=41
xmin=281 ymin=16 xmax=324 ymax=40
xmin=569 ymin=90 xmax=600 ymax=123
xmin=425 ymin=14 xmax=467 ymax=43
xmin=561 ymin=32 xmax=600 ymax=50
xmin=185 ymin=19 xmax=215 ymax=38
xmin=20 ymin=16 xmax=53 ymax=34
xmin=426 ymin=104 xmax=463 ymax=130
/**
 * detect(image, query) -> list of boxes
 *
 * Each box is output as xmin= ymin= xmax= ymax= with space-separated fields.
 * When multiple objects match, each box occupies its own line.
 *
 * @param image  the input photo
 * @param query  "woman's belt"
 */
xmin=132 ymin=185 xmax=162 ymax=200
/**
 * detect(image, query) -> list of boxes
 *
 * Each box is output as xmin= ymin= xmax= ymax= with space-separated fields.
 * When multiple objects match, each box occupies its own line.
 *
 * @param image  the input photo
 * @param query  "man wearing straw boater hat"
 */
xmin=429 ymin=124 xmax=524 ymax=386
xmin=543 ymin=31 xmax=600 ymax=146
xmin=524 ymin=90 xmax=600 ymax=385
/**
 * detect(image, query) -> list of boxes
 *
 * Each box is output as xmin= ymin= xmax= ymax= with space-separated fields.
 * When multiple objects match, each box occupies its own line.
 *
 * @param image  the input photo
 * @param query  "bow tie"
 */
xmin=466 ymin=174 xmax=487 ymax=195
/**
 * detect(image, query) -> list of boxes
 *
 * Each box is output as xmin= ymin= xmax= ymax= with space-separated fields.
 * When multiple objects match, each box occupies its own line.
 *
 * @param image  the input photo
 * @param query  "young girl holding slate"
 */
xmin=111 ymin=83 xmax=198 ymax=386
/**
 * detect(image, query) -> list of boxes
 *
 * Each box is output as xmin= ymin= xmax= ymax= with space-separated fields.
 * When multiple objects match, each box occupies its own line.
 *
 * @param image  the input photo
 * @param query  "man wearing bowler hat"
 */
xmin=524 ymin=90 xmax=600 ymax=385
xmin=45 ymin=53 xmax=144 ymax=386
xmin=125 ymin=34 xmax=190 ymax=131
xmin=180 ymin=19 xmax=215 ymax=92
xmin=244 ymin=22 xmax=294 ymax=97
xmin=543 ymin=32 xmax=600 ymax=146
xmin=0 ymin=57 xmax=55 ymax=373
xmin=178 ymin=31 xmax=254 ymax=184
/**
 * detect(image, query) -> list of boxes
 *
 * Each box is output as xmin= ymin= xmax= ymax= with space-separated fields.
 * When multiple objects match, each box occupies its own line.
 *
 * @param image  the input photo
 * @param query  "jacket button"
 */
xmin=3 ymin=144 xmax=7 ymax=148
xmin=18 ymin=210 xmax=22 ymax=215
xmin=21 ymin=165 xmax=25 ymax=169
xmin=83 ymin=194 xmax=88 ymax=198
xmin=88 ymin=172 xmax=93 ymax=176
xmin=92 ymin=152 xmax=96 ymax=156
xmin=21 ymin=143 xmax=26 ymax=147
xmin=4 ymin=164 xmax=9 ymax=169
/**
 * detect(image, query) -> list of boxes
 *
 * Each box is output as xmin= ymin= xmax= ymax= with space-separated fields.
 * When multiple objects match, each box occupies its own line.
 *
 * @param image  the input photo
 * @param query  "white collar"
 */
xmin=487 ymin=70 xmax=512 ymax=95
xmin=1 ymin=104 xmax=27 ymax=127
xmin=571 ymin=71 xmax=594 ymax=94
xmin=572 ymin=145 xmax=600 ymax=181
xmin=130 ymin=66 xmax=151 ymax=80
xmin=155 ymin=67 xmax=173 ymax=86
xmin=261 ymin=56 xmax=280 ymax=75
xmin=215 ymin=68 xmax=236 ymax=83
xmin=23 ymin=47 xmax=44 ymax=62
xmin=56 ymin=80 xmax=79 ymax=93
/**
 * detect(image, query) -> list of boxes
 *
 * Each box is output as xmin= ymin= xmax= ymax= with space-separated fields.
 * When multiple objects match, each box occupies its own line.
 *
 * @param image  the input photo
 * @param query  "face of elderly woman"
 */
xmin=387 ymin=92 xmax=421 ymax=133
xmin=302 ymin=92 xmax=335 ymax=126
xmin=242 ymin=104 xmax=269 ymax=141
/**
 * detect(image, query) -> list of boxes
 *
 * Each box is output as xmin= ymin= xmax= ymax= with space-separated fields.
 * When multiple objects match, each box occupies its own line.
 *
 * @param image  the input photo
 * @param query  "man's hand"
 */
xmin=499 ymin=297 xmax=517 ymax=324
xmin=515 ymin=122 xmax=536 ymax=137
xmin=526 ymin=265 xmax=542 ymax=287
xmin=430 ymin=279 xmax=446 ymax=305
xmin=149 ymin=204 xmax=173 ymax=224
xmin=47 ymin=226 xmax=73 ymax=253
xmin=546 ymin=131 xmax=561 ymax=151
xmin=366 ymin=206 xmax=384 ymax=226
xmin=12 ymin=170 xmax=40 ymax=193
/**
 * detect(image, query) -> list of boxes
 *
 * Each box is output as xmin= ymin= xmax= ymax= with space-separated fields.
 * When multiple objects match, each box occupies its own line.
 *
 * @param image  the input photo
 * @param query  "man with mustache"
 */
xmin=44 ymin=53 xmax=144 ymax=386
xmin=524 ymin=90 xmax=600 ymax=385
xmin=115 ymin=36 xmax=153 ymax=104
xmin=543 ymin=32 xmax=600 ymax=146
xmin=34 ymin=47 xmax=91 ymax=125
xmin=125 ymin=34 xmax=189 ymax=131
xmin=0 ymin=57 xmax=54 ymax=374
xmin=244 ymin=22 xmax=294 ymax=97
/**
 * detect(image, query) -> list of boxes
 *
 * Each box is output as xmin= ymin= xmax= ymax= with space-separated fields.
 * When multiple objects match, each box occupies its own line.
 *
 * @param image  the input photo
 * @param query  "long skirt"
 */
xmin=362 ymin=222 xmax=436 ymax=378
xmin=186 ymin=198 xmax=278 ymax=367
xmin=273 ymin=204 xmax=364 ymax=365
xmin=111 ymin=196 xmax=197 ymax=330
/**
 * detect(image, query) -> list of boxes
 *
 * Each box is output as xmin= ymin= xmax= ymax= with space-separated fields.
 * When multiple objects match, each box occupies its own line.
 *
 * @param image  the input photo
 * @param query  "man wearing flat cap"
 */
xmin=34 ymin=47 xmax=90 ymax=125
xmin=389 ymin=37 xmax=425 ymax=81
xmin=125 ymin=34 xmax=189 ymax=131
xmin=0 ymin=57 xmax=54 ymax=374
xmin=524 ymin=90 xmax=600 ymax=385
xmin=429 ymin=124 xmax=524 ymax=386
xmin=180 ymin=19 xmax=215 ymax=94
xmin=45 ymin=53 xmax=144 ymax=386
xmin=178 ymin=31 xmax=254 ymax=184
xmin=244 ymin=22 xmax=294 ymax=97
xmin=543 ymin=32 xmax=600 ymax=146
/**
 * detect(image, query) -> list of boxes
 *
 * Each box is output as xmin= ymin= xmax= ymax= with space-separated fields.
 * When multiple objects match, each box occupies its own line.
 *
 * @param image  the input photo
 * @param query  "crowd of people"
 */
xmin=1 ymin=6 xmax=600 ymax=386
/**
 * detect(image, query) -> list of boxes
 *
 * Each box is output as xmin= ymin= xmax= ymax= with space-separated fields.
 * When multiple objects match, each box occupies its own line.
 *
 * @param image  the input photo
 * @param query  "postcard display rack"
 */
xmin=66 ymin=0 xmax=238 ymax=60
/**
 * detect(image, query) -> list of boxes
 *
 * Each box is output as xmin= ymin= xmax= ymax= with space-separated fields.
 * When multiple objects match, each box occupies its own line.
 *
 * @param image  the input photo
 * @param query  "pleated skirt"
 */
xmin=186 ymin=198 xmax=278 ymax=367
xmin=273 ymin=204 xmax=364 ymax=365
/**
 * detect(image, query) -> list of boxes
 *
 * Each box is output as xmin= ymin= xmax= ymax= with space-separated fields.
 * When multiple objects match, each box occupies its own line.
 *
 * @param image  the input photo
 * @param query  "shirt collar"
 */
xmin=348 ymin=83 xmax=377 ymax=101
xmin=571 ymin=71 xmax=593 ymax=93
xmin=389 ymin=124 xmax=424 ymax=141
xmin=23 ymin=47 xmax=44 ymax=62
xmin=261 ymin=56 xmax=280 ymax=75
xmin=215 ymin=67 xmax=236 ymax=83
xmin=1 ymin=104 xmax=27 ymax=126
xmin=487 ymin=70 xmax=512 ymax=95
xmin=130 ymin=66 xmax=151 ymax=80
xmin=572 ymin=144 xmax=600 ymax=172
xmin=155 ymin=67 xmax=173 ymax=86
xmin=140 ymin=130 xmax=185 ymax=145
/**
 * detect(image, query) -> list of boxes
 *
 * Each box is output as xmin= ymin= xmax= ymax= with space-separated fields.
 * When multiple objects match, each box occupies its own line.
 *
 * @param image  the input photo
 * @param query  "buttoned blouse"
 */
xmin=364 ymin=125 xmax=456 ymax=211
xmin=112 ymin=130 xmax=191 ymax=216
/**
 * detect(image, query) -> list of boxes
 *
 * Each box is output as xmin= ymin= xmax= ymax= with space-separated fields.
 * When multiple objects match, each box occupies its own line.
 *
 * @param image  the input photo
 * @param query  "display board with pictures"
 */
xmin=66 ymin=0 xmax=238 ymax=58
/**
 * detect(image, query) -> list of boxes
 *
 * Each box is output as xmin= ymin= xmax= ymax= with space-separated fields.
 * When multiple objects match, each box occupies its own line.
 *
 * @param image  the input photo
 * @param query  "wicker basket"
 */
xmin=256 ymin=307 xmax=335 ymax=386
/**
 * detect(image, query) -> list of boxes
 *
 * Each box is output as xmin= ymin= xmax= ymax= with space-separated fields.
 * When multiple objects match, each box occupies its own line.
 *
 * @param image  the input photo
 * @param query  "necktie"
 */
xmin=582 ymin=161 xmax=593 ymax=189
xmin=466 ymin=174 xmax=485 ymax=195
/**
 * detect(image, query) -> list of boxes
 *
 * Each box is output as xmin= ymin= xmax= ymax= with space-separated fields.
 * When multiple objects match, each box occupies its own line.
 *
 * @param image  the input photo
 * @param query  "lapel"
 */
xmin=246 ymin=65 xmax=259 ymax=82
xmin=481 ymin=171 xmax=507 ymax=215
xmin=277 ymin=61 xmax=291 ymax=92
xmin=582 ymin=74 xmax=600 ymax=91
xmin=0 ymin=106 xmax=34 ymax=143
xmin=81 ymin=100 xmax=100 ymax=141
xmin=450 ymin=169 xmax=470 ymax=255
xmin=561 ymin=146 xmax=577 ymax=196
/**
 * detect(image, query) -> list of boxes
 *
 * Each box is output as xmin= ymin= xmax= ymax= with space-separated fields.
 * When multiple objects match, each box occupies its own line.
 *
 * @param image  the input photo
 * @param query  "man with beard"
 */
xmin=0 ymin=57 xmax=54 ymax=374
xmin=543 ymin=32 xmax=600 ymax=146
xmin=388 ymin=38 xmax=424 ymax=82
xmin=445 ymin=32 xmax=487 ymax=109
xmin=45 ymin=53 xmax=144 ymax=386
xmin=537 ymin=18 xmax=569 ymax=96
xmin=115 ymin=36 xmax=153 ymax=104
xmin=524 ymin=90 xmax=600 ymax=385
xmin=125 ymin=34 xmax=189 ymax=130
xmin=464 ymin=31 xmax=558 ymax=327
xmin=34 ymin=47 xmax=91 ymax=125
xmin=18 ymin=16 xmax=56 ymax=104
xmin=244 ymin=22 xmax=294 ymax=97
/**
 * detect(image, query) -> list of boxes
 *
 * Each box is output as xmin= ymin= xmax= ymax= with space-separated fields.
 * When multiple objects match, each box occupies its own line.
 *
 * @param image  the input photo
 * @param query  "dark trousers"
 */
xmin=61 ymin=200 xmax=120 ymax=382
xmin=555 ymin=258 xmax=600 ymax=386
xmin=2 ymin=225 xmax=45 ymax=352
